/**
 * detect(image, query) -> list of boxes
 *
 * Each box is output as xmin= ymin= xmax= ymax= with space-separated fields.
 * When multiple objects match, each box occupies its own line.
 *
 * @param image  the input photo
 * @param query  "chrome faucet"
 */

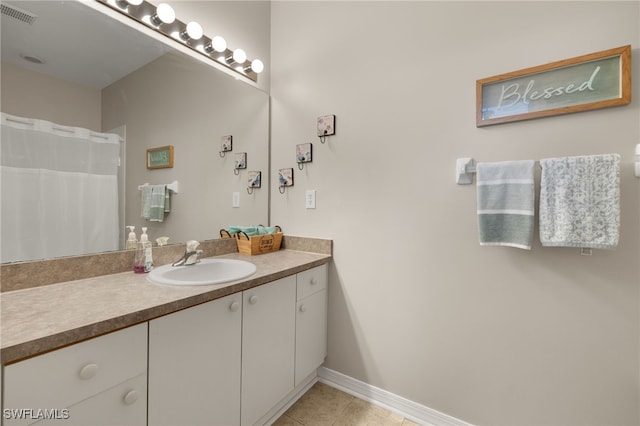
xmin=172 ymin=240 xmax=202 ymax=267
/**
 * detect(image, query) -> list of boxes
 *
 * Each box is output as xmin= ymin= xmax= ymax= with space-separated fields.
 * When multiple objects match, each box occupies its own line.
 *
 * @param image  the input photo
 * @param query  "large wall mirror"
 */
xmin=1 ymin=0 xmax=269 ymax=264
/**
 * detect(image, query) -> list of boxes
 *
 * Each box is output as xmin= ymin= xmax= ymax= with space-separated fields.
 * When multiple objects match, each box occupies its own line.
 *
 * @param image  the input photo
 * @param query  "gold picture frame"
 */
xmin=146 ymin=145 xmax=174 ymax=169
xmin=476 ymin=45 xmax=631 ymax=127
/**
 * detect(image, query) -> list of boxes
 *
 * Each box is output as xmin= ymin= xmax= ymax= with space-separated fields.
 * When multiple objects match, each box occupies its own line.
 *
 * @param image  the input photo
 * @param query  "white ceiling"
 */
xmin=1 ymin=0 xmax=171 ymax=89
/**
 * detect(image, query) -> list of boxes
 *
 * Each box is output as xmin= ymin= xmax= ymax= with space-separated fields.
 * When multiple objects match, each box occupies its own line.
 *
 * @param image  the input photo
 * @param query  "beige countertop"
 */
xmin=1 ymin=249 xmax=331 ymax=365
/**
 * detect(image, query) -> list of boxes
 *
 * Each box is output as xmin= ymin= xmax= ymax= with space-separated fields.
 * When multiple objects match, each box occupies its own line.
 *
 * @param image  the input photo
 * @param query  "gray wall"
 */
xmin=1 ymin=61 xmax=101 ymax=130
xmin=270 ymin=1 xmax=640 ymax=425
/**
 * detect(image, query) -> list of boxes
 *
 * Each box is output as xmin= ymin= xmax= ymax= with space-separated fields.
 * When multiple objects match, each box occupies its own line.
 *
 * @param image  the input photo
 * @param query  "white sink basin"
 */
xmin=148 ymin=258 xmax=257 ymax=286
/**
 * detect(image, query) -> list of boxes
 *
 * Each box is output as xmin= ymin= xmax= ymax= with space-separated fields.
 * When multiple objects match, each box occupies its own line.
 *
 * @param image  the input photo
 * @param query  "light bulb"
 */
xmin=250 ymin=59 xmax=264 ymax=74
xmin=180 ymin=21 xmax=203 ymax=41
xmin=211 ymin=36 xmax=227 ymax=52
xmin=128 ymin=0 xmax=143 ymax=5
xmin=232 ymin=48 xmax=247 ymax=64
xmin=205 ymin=36 xmax=227 ymax=55
xmin=151 ymin=3 xmax=175 ymax=26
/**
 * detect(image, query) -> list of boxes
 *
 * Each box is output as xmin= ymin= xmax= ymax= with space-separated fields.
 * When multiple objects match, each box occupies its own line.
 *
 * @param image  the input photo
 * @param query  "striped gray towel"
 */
xmin=539 ymin=154 xmax=620 ymax=249
xmin=477 ymin=160 xmax=536 ymax=250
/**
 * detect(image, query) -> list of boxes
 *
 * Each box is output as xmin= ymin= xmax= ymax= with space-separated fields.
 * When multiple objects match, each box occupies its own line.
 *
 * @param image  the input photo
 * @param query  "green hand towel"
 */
xmin=477 ymin=160 xmax=535 ymax=250
xmin=149 ymin=185 xmax=167 ymax=222
xmin=228 ymin=225 xmax=277 ymax=236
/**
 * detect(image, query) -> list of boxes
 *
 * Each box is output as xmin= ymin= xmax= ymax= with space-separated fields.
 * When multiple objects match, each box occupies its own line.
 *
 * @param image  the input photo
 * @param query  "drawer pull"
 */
xmin=78 ymin=363 xmax=99 ymax=380
xmin=249 ymin=295 xmax=258 ymax=305
xmin=309 ymin=277 xmax=317 ymax=285
xmin=299 ymin=304 xmax=307 ymax=313
xmin=229 ymin=301 xmax=240 ymax=312
xmin=123 ymin=390 xmax=139 ymax=405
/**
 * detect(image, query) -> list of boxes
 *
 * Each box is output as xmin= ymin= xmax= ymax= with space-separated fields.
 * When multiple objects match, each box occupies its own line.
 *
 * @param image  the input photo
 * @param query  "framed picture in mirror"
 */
xmin=147 ymin=145 xmax=174 ymax=169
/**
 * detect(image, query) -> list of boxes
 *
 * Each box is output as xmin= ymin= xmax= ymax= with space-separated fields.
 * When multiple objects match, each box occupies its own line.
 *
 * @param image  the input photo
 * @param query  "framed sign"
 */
xmin=146 ymin=145 xmax=174 ymax=169
xmin=476 ymin=45 xmax=631 ymax=127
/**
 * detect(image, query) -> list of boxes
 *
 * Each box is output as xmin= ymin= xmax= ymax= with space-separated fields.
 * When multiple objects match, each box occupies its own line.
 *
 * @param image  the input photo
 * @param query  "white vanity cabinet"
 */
xmin=147 ymin=269 xmax=326 ymax=426
xmin=2 ymin=323 xmax=147 ymax=426
xmin=241 ymin=275 xmax=296 ymax=426
xmin=148 ymin=293 xmax=243 ymax=426
xmin=2 ymin=263 xmax=329 ymax=426
xmin=295 ymin=264 xmax=328 ymax=386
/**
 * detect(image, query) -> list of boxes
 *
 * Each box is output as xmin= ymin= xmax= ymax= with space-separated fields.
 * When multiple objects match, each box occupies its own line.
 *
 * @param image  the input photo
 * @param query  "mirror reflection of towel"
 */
xmin=477 ymin=160 xmax=535 ymax=250
xmin=141 ymin=185 xmax=170 ymax=222
xmin=140 ymin=185 xmax=152 ymax=219
xmin=539 ymin=154 xmax=620 ymax=250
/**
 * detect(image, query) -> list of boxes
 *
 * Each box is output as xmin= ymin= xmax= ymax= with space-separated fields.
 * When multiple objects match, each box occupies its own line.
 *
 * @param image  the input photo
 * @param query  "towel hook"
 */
xmin=220 ymin=135 xmax=232 ymax=158
xmin=247 ymin=171 xmax=261 ymax=195
xmin=278 ymin=168 xmax=294 ymax=194
xmin=234 ymin=152 xmax=247 ymax=176
xmin=296 ymin=143 xmax=313 ymax=170
xmin=317 ymin=115 xmax=335 ymax=144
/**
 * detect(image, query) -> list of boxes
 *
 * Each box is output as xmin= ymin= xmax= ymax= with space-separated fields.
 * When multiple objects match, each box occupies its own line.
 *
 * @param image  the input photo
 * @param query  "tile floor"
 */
xmin=273 ymin=382 xmax=421 ymax=426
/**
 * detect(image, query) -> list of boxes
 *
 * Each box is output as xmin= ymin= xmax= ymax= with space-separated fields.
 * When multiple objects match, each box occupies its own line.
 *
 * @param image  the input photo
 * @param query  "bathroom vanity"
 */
xmin=1 ymin=246 xmax=330 ymax=426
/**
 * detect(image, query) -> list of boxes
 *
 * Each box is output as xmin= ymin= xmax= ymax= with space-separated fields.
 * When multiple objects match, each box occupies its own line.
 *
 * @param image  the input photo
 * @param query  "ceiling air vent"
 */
xmin=1 ymin=3 xmax=37 ymax=25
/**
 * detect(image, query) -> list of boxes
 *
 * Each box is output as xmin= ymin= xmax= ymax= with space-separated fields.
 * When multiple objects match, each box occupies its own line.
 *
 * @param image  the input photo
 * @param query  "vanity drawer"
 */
xmin=3 ymin=323 xmax=147 ymax=418
xmin=296 ymin=264 xmax=328 ymax=300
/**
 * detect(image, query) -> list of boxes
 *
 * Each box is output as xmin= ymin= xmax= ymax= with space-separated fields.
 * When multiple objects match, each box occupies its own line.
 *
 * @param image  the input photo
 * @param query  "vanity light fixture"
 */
xmin=99 ymin=0 xmax=263 ymax=82
xmin=180 ymin=21 xmax=203 ymax=42
xmin=150 ymin=3 xmax=175 ymax=26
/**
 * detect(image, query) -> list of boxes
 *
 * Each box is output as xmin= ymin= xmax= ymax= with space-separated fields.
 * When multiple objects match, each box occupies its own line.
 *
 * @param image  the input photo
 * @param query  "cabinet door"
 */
xmin=3 ymin=323 xmax=147 ymax=426
xmin=41 ymin=374 xmax=147 ymax=426
xmin=241 ymin=276 xmax=296 ymax=426
xmin=148 ymin=293 xmax=242 ymax=426
xmin=295 ymin=289 xmax=327 ymax=386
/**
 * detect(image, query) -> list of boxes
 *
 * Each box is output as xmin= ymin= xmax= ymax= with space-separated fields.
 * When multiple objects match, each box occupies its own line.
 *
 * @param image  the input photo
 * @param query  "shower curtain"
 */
xmin=1 ymin=113 xmax=121 ymax=263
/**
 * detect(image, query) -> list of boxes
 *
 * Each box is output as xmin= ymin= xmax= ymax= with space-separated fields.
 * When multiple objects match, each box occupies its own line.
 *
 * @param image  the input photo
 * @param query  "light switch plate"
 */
xmin=232 ymin=192 xmax=240 ymax=208
xmin=305 ymin=190 xmax=316 ymax=209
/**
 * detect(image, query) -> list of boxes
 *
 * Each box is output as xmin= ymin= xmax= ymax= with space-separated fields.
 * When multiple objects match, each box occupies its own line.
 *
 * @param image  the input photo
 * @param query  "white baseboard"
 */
xmin=317 ymin=367 xmax=473 ymax=426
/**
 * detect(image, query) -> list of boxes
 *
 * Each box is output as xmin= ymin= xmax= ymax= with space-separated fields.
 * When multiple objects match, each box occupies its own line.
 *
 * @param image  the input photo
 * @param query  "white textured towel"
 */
xmin=477 ymin=160 xmax=536 ymax=250
xmin=539 ymin=154 xmax=620 ymax=249
xmin=140 ymin=185 xmax=152 ymax=219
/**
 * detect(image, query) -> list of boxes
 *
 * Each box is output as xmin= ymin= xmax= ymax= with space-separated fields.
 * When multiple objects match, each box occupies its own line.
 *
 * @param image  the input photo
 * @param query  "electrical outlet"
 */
xmin=305 ymin=190 xmax=316 ymax=209
xmin=232 ymin=192 xmax=240 ymax=208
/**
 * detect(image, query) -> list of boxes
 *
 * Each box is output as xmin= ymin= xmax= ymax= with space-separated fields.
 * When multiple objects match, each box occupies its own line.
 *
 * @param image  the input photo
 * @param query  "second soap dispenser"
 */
xmin=134 ymin=227 xmax=154 ymax=273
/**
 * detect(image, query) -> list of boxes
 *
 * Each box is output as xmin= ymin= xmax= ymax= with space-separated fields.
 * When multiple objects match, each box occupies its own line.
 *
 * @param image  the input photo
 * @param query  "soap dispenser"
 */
xmin=134 ymin=227 xmax=154 ymax=273
xmin=125 ymin=226 xmax=138 ymax=249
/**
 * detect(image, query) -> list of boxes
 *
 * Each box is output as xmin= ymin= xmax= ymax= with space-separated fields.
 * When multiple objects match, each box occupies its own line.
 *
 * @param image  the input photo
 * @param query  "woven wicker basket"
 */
xmin=220 ymin=227 xmax=283 ymax=255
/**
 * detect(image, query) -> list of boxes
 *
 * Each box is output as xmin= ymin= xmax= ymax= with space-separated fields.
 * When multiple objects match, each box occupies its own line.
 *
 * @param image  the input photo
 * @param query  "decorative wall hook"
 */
xmin=278 ymin=168 xmax=294 ymax=194
xmin=234 ymin=152 xmax=246 ymax=175
xmin=317 ymin=114 xmax=335 ymax=144
xmin=219 ymin=135 xmax=232 ymax=158
xmin=296 ymin=143 xmax=313 ymax=170
xmin=247 ymin=171 xmax=261 ymax=194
